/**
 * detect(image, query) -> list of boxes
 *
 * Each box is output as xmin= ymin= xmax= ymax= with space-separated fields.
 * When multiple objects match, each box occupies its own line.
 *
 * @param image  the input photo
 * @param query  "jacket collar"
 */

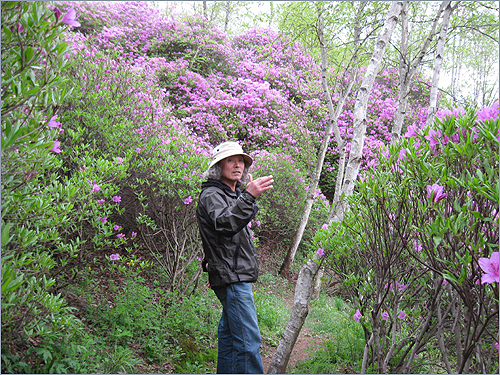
xmin=202 ymin=179 xmax=241 ymax=197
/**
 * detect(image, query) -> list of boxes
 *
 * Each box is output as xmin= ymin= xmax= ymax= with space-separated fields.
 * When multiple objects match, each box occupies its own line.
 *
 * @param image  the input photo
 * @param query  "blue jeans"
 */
xmin=213 ymin=282 xmax=264 ymax=374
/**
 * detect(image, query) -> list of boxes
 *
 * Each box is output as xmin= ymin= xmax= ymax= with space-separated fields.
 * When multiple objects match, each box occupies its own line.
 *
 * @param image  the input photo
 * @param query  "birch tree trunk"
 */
xmin=270 ymin=4 xmax=403 ymax=373
xmin=223 ymin=1 xmax=230 ymax=33
xmin=332 ymin=1 xmax=404 ymax=222
xmin=327 ymin=4 xmax=365 ymax=225
xmin=279 ymin=3 xmax=358 ymax=277
xmin=390 ymin=1 xmax=410 ymax=146
xmin=202 ymin=1 xmax=207 ymax=19
xmin=267 ymin=254 xmax=322 ymax=374
xmin=311 ymin=267 xmax=323 ymax=300
xmin=425 ymin=1 xmax=460 ymax=126
xmin=391 ymin=1 xmax=449 ymax=145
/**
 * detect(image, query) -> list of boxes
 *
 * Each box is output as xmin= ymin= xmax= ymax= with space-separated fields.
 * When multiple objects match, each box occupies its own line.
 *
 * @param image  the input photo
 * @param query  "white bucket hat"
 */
xmin=209 ymin=141 xmax=253 ymax=169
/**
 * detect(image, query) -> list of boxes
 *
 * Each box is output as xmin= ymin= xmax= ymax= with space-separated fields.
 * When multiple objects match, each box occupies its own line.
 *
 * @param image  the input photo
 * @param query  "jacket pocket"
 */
xmin=232 ymin=245 xmax=241 ymax=272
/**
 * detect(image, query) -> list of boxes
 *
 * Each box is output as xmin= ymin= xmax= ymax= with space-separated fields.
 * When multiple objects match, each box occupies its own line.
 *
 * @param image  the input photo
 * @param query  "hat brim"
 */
xmin=209 ymin=151 xmax=253 ymax=169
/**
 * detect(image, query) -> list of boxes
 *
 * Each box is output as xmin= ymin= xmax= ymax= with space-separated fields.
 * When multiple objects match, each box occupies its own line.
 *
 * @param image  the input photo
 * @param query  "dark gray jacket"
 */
xmin=196 ymin=179 xmax=259 ymax=289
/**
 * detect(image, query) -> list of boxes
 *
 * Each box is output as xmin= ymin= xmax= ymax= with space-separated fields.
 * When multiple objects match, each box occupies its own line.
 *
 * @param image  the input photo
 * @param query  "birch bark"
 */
xmin=223 ymin=1 xmax=230 ymax=33
xmin=425 ymin=2 xmax=460 ymax=126
xmin=391 ymin=1 xmax=449 ymax=145
xmin=270 ymin=3 xmax=404 ymax=372
xmin=279 ymin=3 xmax=359 ymax=277
xmin=332 ymin=1 xmax=404 ymax=222
xmin=267 ymin=254 xmax=321 ymax=374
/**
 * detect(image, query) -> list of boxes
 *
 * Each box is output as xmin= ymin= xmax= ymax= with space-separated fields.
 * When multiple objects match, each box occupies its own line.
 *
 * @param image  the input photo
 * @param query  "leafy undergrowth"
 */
xmin=49 ymin=240 xmax=353 ymax=374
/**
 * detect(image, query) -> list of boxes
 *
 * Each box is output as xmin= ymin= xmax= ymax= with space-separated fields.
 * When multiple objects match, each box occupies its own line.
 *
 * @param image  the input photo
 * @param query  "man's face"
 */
xmin=220 ymin=155 xmax=245 ymax=186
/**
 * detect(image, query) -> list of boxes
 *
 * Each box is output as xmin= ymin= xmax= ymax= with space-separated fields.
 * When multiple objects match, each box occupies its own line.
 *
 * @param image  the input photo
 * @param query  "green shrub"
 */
xmin=250 ymin=150 xmax=329 ymax=249
xmin=318 ymin=107 xmax=499 ymax=373
xmin=1 ymin=2 xmax=85 ymax=372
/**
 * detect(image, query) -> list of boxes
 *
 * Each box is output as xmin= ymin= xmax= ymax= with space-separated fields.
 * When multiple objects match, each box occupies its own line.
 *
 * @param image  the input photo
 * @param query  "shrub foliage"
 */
xmin=2 ymin=1 xmax=497 ymax=373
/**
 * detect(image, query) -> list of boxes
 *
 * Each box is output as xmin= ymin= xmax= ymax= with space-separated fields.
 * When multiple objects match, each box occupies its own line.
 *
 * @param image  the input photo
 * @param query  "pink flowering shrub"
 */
xmin=56 ymin=2 xmax=433 ymax=204
xmin=56 ymin=42 xmax=210 ymax=294
xmin=1 ymin=2 xmax=88 ymax=371
xmin=315 ymin=106 xmax=499 ymax=373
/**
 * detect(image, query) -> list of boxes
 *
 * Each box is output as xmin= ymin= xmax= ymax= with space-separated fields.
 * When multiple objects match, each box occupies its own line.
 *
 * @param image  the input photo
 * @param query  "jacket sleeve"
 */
xmin=201 ymin=189 xmax=257 ymax=236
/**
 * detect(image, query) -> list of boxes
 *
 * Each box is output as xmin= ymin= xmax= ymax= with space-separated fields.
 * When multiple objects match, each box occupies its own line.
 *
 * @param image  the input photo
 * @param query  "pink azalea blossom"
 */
xmin=184 ymin=196 xmax=193 ymax=205
xmin=61 ymin=7 xmax=81 ymax=27
xmin=397 ymin=310 xmax=406 ymax=320
xmin=441 ymin=133 xmax=449 ymax=145
xmin=478 ymin=252 xmax=499 ymax=284
xmin=52 ymin=6 xmax=62 ymax=22
xmin=109 ymin=253 xmax=120 ymax=265
xmin=101 ymin=217 xmax=107 ymax=223
xmin=11 ymin=23 xmax=24 ymax=33
xmin=50 ymin=140 xmax=62 ymax=153
xmin=317 ymin=248 xmax=324 ymax=257
xmin=91 ymin=183 xmax=100 ymax=192
xmin=426 ymin=184 xmax=447 ymax=203
xmin=47 ymin=115 xmax=61 ymax=129
xmin=112 ymin=196 xmax=121 ymax=203
xmin=476 ymin=102 xmax=499 ymax=122
xmin=414 ymin=241 xmax=422 ymax=252
xmin=353 ymin=309 xmax=362 ymax=322
xmin=115 ymin=157 xmax=124 ymax=164
xmin=436 ymin=107 xmax=466 ymax=120
xmin=97 ymin=199 xmax=105 ymax=205
xmin=404 ymin=124 xmax=418 ymax=138
xmin=424 ymin=128 xmax=440 ymax=149
xmin=131 ymin=232 xmax=137 ymax=238
xmin=381 ymin=311 xmax=389 ymax=321
xmin=114 ymin=225 xmax=122 ymax=230
xmin=117 ymin=233 xmax=125 ymax=238
xmin=398 ymin=148 xmax=406 ymax=161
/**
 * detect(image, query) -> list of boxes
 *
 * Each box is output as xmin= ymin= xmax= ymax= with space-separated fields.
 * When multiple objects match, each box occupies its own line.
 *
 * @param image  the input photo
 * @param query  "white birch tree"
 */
xmin=268 ymin=3 xmax=404 ymax=372
xmin=330 ymin=1 xmax=405 ymax=223
xmin=426 ymin=1 xmax=461 ymax=126
xmin=390 ymin=1 xmax=449 ymax=145
xmin=279 ymin=2 xmax=363 ymax=277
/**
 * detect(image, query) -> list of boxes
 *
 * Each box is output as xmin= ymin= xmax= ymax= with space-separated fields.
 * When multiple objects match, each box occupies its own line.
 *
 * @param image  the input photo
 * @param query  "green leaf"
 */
xmin=442 ymin=271 xmax=458 ymax=284
xmin=1 ymin=222 xmax=12 ymax=247
xmin=24 ymin=46 xmax=34 ymax=62
xmin=433 ymin=236 xmax=442 ymax=246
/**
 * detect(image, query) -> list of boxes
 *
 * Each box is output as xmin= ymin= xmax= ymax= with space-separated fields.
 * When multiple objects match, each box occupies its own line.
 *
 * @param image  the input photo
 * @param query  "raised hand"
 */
xmin=245 ymin=173 xmax=274 ymax=199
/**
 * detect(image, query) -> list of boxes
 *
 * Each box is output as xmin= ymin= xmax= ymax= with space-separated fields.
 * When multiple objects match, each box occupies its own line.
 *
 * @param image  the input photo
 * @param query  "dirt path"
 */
xmin=261 ymin=296 xmax=325 ymax=373
xmin=262 ymin=326 xmax=324 ymax=373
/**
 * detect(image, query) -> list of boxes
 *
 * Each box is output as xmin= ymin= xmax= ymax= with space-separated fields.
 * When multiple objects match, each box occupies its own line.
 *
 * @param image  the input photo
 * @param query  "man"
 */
xmin=196 ymin=141 xmax=273 ymax=374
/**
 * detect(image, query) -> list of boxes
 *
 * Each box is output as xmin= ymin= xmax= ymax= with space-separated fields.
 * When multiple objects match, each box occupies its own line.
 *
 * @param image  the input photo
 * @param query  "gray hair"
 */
xmin=202 ymin=161 xmax=250 ymax=187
